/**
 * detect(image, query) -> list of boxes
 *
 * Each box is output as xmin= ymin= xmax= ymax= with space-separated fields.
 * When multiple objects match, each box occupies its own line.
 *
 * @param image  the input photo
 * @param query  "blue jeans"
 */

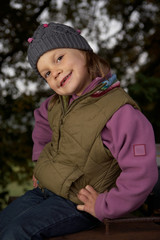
xmin=0 ymin=188 xmax=100 ymax=240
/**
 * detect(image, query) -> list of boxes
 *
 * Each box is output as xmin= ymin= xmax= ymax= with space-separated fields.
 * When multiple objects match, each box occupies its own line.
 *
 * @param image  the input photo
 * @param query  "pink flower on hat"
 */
xmin=76 ymin=29 xmax=81 ymax=34
xmin=28 ymin=38 xmax=33 ymax=43
xmin=43 ymin=24 xmax=48 ymax=28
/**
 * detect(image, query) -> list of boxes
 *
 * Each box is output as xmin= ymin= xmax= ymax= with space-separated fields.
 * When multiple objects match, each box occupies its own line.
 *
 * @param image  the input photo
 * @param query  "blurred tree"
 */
xmin=0 ymin=0 xmax=160 ymax=209
xmin=104 ymin=0 xmax=160 ymax=141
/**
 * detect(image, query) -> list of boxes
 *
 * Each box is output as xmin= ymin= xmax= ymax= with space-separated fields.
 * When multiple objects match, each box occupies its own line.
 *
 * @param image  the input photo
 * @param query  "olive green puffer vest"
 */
xmin=34 ymin=87 xmax=139 ymax=204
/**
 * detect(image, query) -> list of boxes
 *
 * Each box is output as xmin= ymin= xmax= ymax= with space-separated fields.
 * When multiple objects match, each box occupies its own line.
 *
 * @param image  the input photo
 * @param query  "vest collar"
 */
xmin=60 ymin=74 xmax=120 ymax=114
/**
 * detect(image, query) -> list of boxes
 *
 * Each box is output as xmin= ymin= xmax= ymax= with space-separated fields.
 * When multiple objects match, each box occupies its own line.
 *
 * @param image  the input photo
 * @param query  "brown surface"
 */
xmin=46 ymin=217 xmax=160 ymax=240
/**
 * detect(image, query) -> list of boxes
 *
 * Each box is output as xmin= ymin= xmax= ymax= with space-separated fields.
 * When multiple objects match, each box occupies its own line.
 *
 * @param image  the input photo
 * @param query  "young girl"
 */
xmin=0 ymin=22 xmax=158 ymax=240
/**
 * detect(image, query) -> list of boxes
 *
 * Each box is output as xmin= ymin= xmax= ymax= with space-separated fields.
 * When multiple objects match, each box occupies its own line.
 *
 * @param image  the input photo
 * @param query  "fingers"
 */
xmin=77 ymin=185 xmax=99 ymax=218
xmin=78 ymin=185 xmax=98 ymax=199
xmin=77 ymin=186 xmax=91 ymax=204
xmin=78 ymin=191 xmax=88 ymax=203
xmin=32 ymin=175 xmax=39 ymax=188
xmin=85 ymin=185 xmax=97 ymax=195
xmin=77 ymin=204 xmax=85 ymax=211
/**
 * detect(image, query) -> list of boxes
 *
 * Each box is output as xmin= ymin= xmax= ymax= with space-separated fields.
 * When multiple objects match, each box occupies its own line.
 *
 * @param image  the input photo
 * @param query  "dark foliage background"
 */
xmin=0 ymin=0 xmax=160 ymax=209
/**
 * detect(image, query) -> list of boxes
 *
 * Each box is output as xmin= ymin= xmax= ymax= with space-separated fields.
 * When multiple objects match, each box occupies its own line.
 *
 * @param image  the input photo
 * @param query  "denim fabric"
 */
xmin=0 ymin=188 xmax=100 ymax=240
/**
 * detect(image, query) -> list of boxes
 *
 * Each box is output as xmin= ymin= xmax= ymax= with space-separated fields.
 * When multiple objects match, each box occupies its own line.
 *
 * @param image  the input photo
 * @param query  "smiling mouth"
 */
xmin=60 ymin=72 xmax=72 ymax=87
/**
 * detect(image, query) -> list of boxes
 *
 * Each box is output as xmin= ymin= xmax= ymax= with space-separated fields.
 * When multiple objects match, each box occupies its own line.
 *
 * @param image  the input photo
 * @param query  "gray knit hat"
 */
xmin=27 ymin=22 xmax=92 ymax=72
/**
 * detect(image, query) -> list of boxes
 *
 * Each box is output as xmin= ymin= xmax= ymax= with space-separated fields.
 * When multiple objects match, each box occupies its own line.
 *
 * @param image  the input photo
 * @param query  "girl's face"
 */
xmin=37 ymin=48 xmax=91 ymax=96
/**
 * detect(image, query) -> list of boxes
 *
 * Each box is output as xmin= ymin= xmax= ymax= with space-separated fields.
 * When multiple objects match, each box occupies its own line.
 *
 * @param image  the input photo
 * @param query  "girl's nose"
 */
xmin=52 ymin=69 xmax=62 ymax=80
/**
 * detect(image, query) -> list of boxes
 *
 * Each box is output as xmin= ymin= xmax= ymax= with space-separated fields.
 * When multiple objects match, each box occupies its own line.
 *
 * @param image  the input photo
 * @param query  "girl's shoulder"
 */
xmin=34 ymin=95 xmax=55 ymax=118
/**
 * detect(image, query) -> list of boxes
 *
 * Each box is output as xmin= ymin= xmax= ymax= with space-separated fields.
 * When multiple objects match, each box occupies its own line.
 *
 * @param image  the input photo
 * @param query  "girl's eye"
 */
xmin=44 ymin=71 xmax=50 ymax=78
xmin=57 ymin=55 xmax=63 ymax=62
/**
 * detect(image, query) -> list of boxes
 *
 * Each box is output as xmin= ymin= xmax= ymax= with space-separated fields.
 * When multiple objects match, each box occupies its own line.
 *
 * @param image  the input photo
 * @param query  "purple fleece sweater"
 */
xmin=32 ymin=77 xmax=158 ymax=221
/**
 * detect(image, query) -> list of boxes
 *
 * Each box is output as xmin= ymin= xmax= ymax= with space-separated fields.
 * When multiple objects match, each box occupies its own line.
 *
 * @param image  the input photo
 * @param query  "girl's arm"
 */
xmin=94 ymin=104 xmax=158 ymax=221
xmin=32 ymin=96 xmax=53 ymax=161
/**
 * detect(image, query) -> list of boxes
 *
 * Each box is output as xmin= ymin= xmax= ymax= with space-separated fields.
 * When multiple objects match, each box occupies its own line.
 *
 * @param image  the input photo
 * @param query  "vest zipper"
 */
xmin=61 ymin=82 xmax=105 ymax=116
xmin=57 ymin=81 xmax=109 ymax=151
xmin=57 ymin=96 xmax=69 ymax=151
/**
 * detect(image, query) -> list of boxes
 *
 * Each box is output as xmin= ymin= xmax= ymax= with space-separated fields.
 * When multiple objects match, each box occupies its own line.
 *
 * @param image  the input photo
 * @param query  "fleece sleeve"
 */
xmin=32 ymin=96 xmax=53 ymax=161
xmin=95 ymin=104 xmax=158 ymax=221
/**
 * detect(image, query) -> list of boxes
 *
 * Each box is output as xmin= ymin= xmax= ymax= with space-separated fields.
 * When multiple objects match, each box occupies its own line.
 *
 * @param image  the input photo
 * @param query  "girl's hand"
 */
xmin=32 ymin=175 xmax=39 ymax=188
xmin=77 ymin=185 xmax=99 ymax=218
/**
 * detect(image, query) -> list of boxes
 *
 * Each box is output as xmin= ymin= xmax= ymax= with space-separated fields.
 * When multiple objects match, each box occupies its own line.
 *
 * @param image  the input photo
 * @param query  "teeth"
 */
xmin=61 ymin=72 xmax=71 ymax=86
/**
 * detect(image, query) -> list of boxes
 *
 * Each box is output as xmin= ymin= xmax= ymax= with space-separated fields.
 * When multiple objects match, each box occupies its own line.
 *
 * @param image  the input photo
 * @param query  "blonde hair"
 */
xmin=84 ymin=51 xmax=110 ymax=80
